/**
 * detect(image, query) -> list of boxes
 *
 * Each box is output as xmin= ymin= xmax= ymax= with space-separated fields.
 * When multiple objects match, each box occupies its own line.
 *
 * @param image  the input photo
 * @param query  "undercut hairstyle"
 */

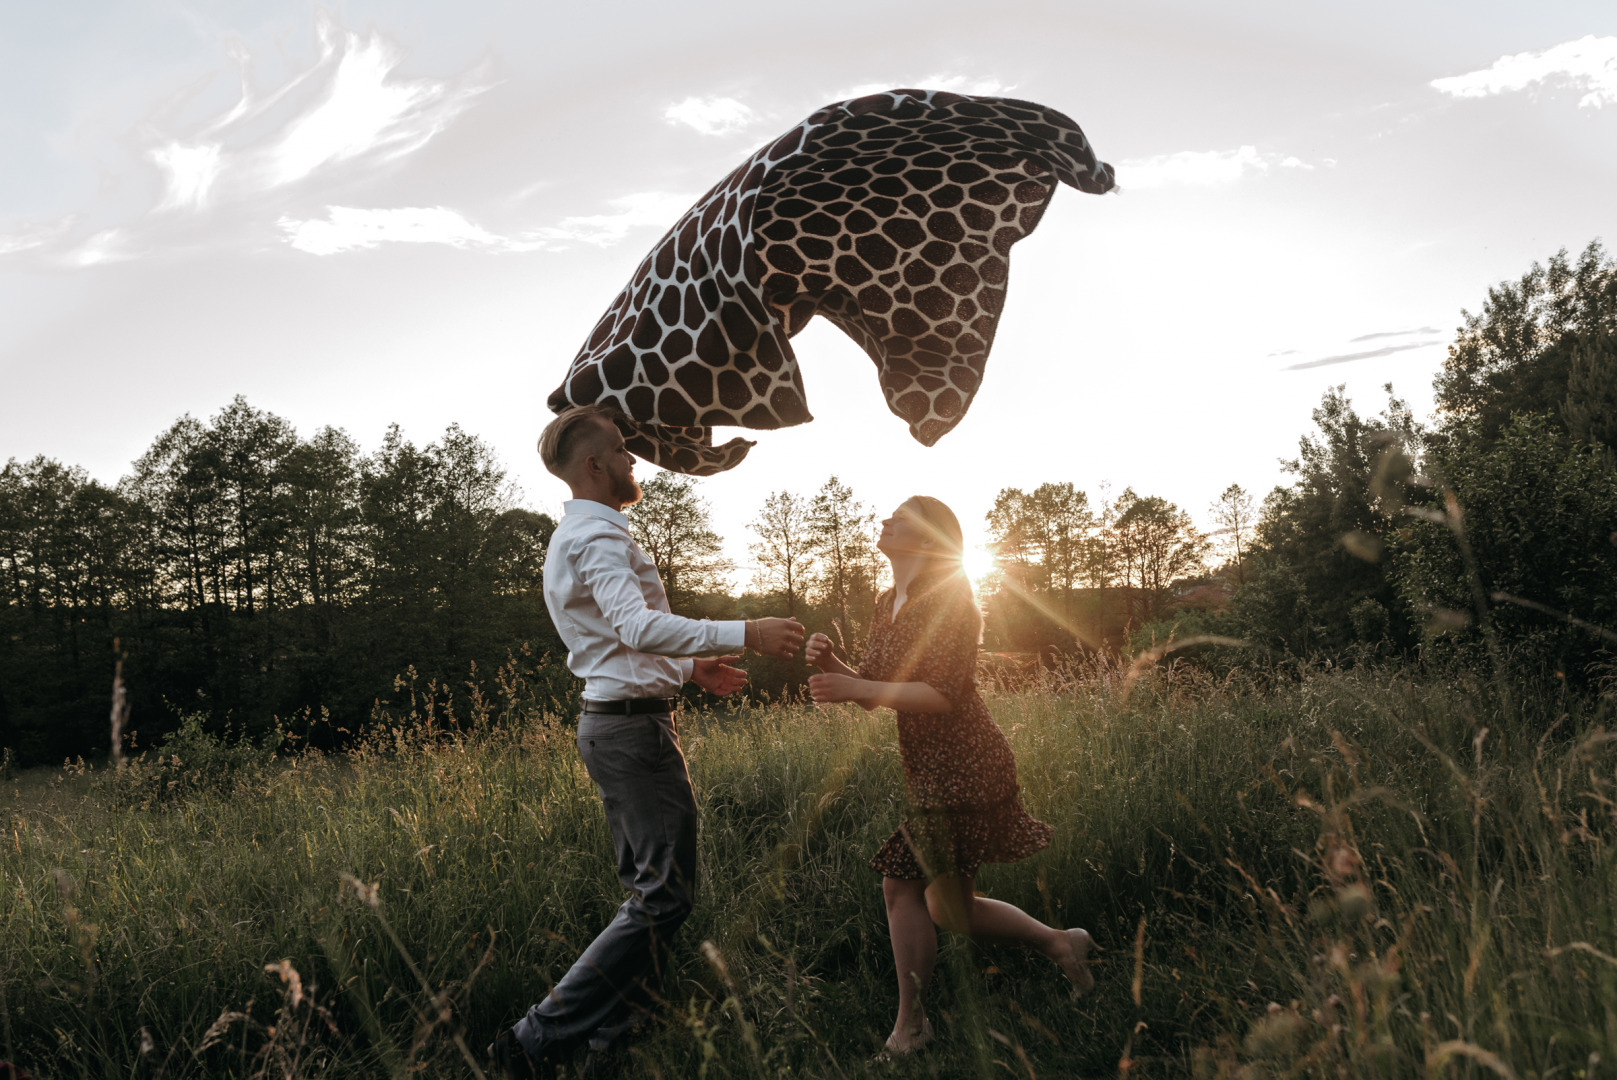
xmin=538 ymin=405 xmax=622 ymax=477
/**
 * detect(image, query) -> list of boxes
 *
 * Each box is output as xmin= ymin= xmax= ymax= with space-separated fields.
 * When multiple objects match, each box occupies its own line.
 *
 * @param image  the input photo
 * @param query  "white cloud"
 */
xmin=18 ymin=11 xmax=497 ymax=269
xmin=280 ymin=191 xmax=695 ymax=256
xmin=664 ymin=96 xmax=757 ymax=136
xmin=1119 ymin=146 xmax=1265 ymax=188
xmin=1431 ymin=34 xmax=1617 ymax=109
xmin=528 ymin=191 xmax=695 ymax=247
xmin=279 ymin=206 xmax=509 ymax=255
xmin=69 ymin=229 xmax=132 ymax=267
xmin=826 ymin=74 xmax=1018 ymax=103
xmin=151 ymin=142 xmax=222 ymax=210
xmin=264 ymin=16 xmax=488 ymax=186
xmin=0 ymin=215 xmax=80 ymax=257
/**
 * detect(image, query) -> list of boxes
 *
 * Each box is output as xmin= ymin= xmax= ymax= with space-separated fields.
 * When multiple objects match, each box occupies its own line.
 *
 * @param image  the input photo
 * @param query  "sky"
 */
xmin=2 ymin=0 xmax=1615 ymax=583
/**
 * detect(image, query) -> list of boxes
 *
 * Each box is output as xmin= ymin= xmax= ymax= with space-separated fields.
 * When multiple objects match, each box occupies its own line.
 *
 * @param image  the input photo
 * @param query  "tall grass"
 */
xmin=2 ymin=661 xmax=1615 ymax=1078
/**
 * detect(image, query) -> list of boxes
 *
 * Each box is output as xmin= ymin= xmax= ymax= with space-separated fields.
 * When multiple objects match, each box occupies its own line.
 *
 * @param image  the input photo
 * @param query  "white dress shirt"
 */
xmin=543 ymin=499 xmax=746 ymax=701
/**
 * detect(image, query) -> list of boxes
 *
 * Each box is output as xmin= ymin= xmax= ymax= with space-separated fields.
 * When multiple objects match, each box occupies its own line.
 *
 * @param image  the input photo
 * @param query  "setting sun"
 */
xmin=963 ymin=544 xmax=999 ymax=589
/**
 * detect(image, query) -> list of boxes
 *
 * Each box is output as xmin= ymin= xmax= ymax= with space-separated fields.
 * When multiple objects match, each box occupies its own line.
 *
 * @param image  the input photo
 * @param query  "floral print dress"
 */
xmin=861 ymin=567 xmax=1053 ymax=880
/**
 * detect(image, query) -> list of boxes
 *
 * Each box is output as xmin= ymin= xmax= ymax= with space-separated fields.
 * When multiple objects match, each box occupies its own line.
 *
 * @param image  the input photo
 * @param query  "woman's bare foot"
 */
xmin=880 ymin=1015 xmax=934 ymax=1056
xmin=1053 ymin=927 xmax=1095 ymax=998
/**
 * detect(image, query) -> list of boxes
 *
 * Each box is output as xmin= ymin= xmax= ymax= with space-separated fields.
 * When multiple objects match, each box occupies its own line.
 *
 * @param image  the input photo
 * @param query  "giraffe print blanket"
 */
xmin=548 ymin=88 xmax=1115 ymax=475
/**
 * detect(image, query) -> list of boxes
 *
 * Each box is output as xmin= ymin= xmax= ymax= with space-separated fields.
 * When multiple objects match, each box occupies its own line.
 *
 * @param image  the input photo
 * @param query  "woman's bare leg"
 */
xmin=925 ymin=875 xmax=1095 ymax=995
xmin=882 ymin=876 xmax=937 ymax=1050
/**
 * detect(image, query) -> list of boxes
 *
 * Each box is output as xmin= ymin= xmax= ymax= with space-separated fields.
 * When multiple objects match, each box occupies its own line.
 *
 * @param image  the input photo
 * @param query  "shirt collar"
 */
xmin=564 ymin=499 xmax=631 ymax=532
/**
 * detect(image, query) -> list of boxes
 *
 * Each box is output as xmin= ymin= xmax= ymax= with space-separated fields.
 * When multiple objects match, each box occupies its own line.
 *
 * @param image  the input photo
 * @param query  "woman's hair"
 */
xmin=898 ymin=495 xmax=983 ymax=642
xmin=902 ymin=495 xmax=966 ymax=568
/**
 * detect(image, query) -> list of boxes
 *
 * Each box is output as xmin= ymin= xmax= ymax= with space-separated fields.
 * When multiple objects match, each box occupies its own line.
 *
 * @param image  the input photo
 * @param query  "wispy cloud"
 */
xmin=260 ymin=18 xmax=489 ymax=187
xmin=151 ymin=143 xmax=223 ymax=211
xmin=1285 ymin=339 xmax=1442 ymax=370
xmin=68 ymin=229 xmax=133 ymax=267
xmin=1349 ymin=326 xmax=1440 ymax=343
xmin=0 ymin=215 xmax=81 ymax=256
xmin=1432 ymin=35 xmax=1617 ymax=109
xmin=665 ymin=96 xmax=757 ymax=136
xmin=0 ymin=11 xmax=492 ymax=268
xmin=1118 ymin=146 xmax=1317 ymax=189
xmin=279 ymin=206 xmax=513 ymax=255
xmin=826 ymin=74 xmax=1018 ymax=102
xmin=280 ymin=191 xmax=695 ymax=256
xmin=527 ymin=191 xmax=696 ymax=247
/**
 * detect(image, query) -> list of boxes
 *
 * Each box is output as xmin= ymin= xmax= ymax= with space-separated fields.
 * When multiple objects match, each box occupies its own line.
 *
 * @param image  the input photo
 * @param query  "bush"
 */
xmin=1394 ymin=414 xmax=1617 ymax=682
xmin=107 ymin=712 xmax=282 ymax=806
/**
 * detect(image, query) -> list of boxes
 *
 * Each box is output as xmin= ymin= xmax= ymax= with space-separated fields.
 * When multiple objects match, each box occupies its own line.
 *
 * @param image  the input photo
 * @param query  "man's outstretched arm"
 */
xmin=575 ymin=531 xmax=802 ymax=659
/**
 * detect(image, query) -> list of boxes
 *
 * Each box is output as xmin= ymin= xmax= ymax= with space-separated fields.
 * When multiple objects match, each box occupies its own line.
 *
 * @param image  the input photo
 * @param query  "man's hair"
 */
xmin=538 ymin=405 xmax=622 ymax=477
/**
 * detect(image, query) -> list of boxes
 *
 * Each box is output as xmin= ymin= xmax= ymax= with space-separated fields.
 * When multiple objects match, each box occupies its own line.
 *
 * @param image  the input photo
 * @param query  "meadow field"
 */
xmin=3 ymin=660 xmax=1615 ymax=1079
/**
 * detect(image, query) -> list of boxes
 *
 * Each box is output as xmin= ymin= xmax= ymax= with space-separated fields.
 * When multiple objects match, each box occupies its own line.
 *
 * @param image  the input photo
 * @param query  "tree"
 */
xmin=1563 ymin=330 xmax=1617 ymax=453
xmin=208 ymin=396 xmax=298 ymax=617
xmin=749 ymin=490 xmax=816 ymax=618
xmin=1208 ymin=483 xmax=1256 ymax=584
xmin=1112 ymin=490 xmax=1207 ymax=623
xmin=277 ymin=426 xmax=363 ymax=614
xmin=805 ymin=477 xmax=881 ymax=650
xmin=986 ymin=487 xmax=1043 ymax=591
xmin=1435 ymin=240 xmax=1617 ymax=447
xmin=1393 ymin=414 xmax=1617 ymax=682
xmin=1231 ymin=386 xmax=1422 ymax=653
xmin=626 ymin=472 xmax=733 ymax=610
xmin=1030 ymin=483 xmax=1092 ymax=618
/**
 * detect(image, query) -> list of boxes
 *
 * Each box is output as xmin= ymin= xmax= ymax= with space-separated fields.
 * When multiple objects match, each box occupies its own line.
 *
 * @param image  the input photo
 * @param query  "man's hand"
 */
xmin=745 ymin=617 xmax=804 ymax=659
xmin=691 ymin=655 xmax=748 ymax=696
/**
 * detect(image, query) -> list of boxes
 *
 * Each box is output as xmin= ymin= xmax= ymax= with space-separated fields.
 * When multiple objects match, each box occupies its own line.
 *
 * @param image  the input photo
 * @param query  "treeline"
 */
xmin=0 ymin=401 xmax=562 ymax=764
xmin=4 ymin=241 xmax=1616 ymax=761
xmin=980 ymin=240 xmax=1617 ymax=684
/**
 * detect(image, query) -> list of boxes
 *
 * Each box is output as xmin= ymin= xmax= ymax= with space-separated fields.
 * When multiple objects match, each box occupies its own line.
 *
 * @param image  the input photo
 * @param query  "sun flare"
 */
xmin=962 ymin=545 xmax=998 ymax=589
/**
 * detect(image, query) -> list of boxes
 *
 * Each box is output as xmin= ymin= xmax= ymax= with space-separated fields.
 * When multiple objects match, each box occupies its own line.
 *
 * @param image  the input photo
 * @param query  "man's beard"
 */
xmin=614 ymin=471 xmax=643 ymax=507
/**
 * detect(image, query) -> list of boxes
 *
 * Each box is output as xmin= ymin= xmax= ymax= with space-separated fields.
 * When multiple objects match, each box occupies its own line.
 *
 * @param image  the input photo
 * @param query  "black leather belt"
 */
xmin=581 ymin=697 xmax=678 ymax=716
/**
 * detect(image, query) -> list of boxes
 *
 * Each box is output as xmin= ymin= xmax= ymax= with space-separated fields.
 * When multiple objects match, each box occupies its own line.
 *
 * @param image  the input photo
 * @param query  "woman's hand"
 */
xmin=807 ymin=673 xmax=871 ymax=709
xmin=805 ymin=633 xmax=856 ymax=677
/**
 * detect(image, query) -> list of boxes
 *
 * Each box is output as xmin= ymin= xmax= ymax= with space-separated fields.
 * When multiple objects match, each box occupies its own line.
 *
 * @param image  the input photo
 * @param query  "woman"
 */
xmin=805 ymin=496 xmax=1094 ymax=1056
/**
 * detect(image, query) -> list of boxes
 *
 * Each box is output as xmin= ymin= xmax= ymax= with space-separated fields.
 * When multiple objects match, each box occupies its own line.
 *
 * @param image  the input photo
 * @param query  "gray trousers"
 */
xmin=513 ymin=711 xmax=698 ymax=1062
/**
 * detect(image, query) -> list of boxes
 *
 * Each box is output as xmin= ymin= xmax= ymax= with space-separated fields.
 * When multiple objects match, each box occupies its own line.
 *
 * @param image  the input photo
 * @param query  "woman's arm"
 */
xmin=807 ymin=673 xmax=951 ymax=713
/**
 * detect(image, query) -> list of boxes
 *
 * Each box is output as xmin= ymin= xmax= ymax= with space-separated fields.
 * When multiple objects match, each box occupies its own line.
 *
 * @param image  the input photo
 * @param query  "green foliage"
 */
xmin=1393 ymin=413 xmax=1617 ymax=679
xmin=805 ymin=476 xmax=882 ymax=655
xmin=984 ymin=483 xmax=1205 ymax=653
xmin=1 ymin=400 xmax=562 ymax=764
xmin=1435 ymin=239 xmax=1617 ymax=448
xmin=626 ymin=471 xmax=734 ymax=610
xmin=108 ymin=712 xmax=283 ymax=806
xmin=1230 ymin=385 xmax=1422 ymax=654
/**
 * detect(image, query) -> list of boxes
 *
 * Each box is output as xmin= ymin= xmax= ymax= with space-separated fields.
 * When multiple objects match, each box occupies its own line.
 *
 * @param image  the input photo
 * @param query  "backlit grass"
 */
xmin=3 ymin=663 xmax=1615 ymax=1078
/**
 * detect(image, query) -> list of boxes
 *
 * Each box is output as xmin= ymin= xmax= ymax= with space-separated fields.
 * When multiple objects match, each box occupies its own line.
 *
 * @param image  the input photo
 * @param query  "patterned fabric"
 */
xmin=548 ymin=89 xmax=1115 ymax=475
xmin=859 ymin=567 xmax=1053 ymax=880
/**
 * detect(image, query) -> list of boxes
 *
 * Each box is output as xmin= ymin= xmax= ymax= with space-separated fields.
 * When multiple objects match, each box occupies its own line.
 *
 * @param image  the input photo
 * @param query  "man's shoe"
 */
xmin=486 ymin=1027 xmax=554 ymax=1080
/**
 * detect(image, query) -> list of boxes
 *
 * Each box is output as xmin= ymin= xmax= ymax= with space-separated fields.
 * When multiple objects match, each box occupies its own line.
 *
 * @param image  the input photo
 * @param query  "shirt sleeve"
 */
xmin=897 ymin=585 xmax=981 ymax=711
xmin=573 ymin=529 xmax=746 ymax=657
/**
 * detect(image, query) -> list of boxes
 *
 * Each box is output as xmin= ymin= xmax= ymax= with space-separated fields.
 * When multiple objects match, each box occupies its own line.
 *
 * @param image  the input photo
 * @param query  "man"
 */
xmin=490 ymin=404 xmax=803 ymax=1078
